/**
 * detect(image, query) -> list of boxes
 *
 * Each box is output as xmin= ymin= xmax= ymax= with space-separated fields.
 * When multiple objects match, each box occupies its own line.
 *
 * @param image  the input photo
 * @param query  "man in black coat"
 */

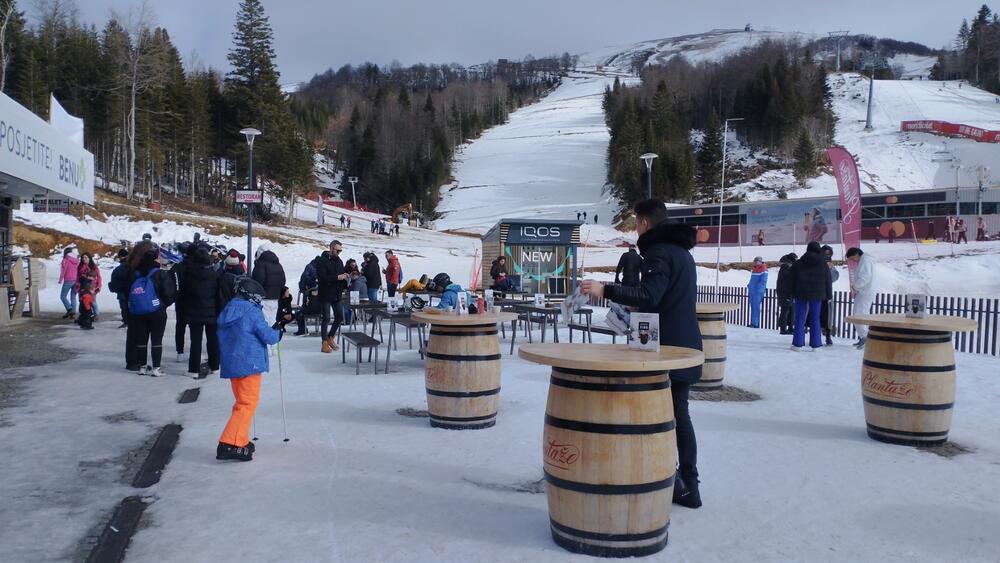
xmin=363 ymin=253 xmax=382 ymax=301
xmin=252 ymin=245 xmax=287 ymax=326
xmin=789 ymin=241 xmax=833 ymax=350
xmin=614 ymin=244 xmax=642 ymax=286
xmin=177 ymin=247 xmax=223 ymax=376
xmin=581 ymin=199 xmax=704 ymax=509
xmin=315 ymin=242 xmax=350 ymax=352
xmin=108 ymin=248 xmax=130 ymax=328
xmin=775 ymin=253 xmax=797 ymax=334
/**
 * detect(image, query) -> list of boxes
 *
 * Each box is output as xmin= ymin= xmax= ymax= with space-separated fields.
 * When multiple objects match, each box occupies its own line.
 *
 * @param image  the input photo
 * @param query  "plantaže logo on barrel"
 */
xmin=544 ymin=438 xmax=579 ymax=470
xmin=863 ymin=370 xmax=914 ymax=400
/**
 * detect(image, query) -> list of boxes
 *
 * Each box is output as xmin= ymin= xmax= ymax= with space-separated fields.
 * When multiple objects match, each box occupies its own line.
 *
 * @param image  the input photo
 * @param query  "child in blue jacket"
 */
xmin=215 ymin=278 xmax=282 ymax=461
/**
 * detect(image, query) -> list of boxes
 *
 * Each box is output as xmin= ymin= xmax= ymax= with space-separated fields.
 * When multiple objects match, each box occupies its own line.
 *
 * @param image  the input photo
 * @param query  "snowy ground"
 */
xmin=3 ymin=301 xmax=999 ymax=562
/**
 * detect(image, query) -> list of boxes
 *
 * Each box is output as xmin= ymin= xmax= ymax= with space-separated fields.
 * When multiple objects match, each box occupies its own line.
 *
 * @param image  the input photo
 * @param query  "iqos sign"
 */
xmin=521 ymin=226 xmax=561 ymax=239
xmin=507 ymin=223 xmax=573 ymax=245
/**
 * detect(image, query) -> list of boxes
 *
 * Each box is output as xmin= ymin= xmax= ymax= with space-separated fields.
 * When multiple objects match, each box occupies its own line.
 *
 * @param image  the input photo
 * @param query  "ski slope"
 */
xmin=435 ymin=71 xmax=625 ymax=235
xmin=829 ymin=74 xmax=1000 ymax=194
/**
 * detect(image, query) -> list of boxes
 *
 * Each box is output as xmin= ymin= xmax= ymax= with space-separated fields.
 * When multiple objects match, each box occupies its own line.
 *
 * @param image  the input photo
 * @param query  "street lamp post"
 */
xmin=640 ymin=153 xmax=658 ymax=200
xmin=240 ymin=127 xmax=261 ymax=272
xmin=715 ymin=118 xmax=744 ymax=299
xmin=348 ymin=176 xmax=359 ymax=209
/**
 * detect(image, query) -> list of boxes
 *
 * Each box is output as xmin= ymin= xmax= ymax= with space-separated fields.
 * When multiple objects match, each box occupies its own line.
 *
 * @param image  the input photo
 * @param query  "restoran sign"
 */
xmin=0 ymin=92 xmax=94 ymax=204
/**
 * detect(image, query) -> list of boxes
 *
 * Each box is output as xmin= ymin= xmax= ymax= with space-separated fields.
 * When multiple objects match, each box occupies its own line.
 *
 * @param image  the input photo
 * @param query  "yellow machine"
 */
xmin=392 ymin=203 xmax=417 ymax=227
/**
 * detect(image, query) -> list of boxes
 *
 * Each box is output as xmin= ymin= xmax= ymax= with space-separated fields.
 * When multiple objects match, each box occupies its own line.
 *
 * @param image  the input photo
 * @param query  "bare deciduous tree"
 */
xmin=110 ymin=1 xmax=166 ymax=200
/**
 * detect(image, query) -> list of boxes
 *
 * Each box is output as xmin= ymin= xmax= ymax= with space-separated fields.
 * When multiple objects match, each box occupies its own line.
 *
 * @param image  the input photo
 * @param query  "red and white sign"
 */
xmin=900 ymin=120 xmax=1000 ymax=143
xmin=235 ymin=190 xmax=263 ymax=204
xmin=826 ymin=146 xmax=862 ymax=284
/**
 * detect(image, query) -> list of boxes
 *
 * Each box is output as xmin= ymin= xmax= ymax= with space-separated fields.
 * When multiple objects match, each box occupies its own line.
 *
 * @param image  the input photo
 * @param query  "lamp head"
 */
xmin=240 ymin=127 xmax=262 ymax=147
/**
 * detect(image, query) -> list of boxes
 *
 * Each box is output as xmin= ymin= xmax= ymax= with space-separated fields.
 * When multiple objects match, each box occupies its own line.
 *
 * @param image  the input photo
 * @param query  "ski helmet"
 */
xmin=429 ymin=273 xmax=451 ymax=292
xmin=234 ymin=276 xmax=266 ymax=305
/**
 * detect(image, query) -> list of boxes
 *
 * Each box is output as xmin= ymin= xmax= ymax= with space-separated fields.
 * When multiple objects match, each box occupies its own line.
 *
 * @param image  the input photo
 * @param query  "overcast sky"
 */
xmin=59 ymin=0 xmax=985 ymax=86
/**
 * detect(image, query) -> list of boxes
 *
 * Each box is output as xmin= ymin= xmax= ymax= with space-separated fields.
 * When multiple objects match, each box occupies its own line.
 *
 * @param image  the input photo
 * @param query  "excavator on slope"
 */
xmin=392 ymin=203 xmax=418 ymax=227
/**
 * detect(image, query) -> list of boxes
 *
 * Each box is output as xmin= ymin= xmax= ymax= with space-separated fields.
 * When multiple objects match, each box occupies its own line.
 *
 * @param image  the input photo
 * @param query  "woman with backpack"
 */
xmin=126 ymin=241 xmax=177 ymax=376
xmin=178 ymin=247 xmax=223 ymax=377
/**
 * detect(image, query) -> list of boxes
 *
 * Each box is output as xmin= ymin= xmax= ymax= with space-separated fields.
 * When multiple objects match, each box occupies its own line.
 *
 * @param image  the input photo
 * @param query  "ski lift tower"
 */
xmin=860 ymin=50 xmax=889 ymax=132
xmin=828 ymin=30 xmax=850 ymax=72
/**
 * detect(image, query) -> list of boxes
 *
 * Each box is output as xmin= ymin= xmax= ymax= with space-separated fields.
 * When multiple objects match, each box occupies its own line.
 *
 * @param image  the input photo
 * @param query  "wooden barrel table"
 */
xmin=694 ymin=303 xmax=739 ymax=389
xmin=519 ymin=343 xmax=705 ymax=557
xmin=412 ymin=311 xmax=517 ymax=430
xmin=847 ymin=314 xmax=977 ymax=446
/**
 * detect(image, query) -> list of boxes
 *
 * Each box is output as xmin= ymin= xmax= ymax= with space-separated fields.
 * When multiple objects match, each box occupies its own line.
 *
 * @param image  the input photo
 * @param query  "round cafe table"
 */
xmin=847 ymin=314 xmax=977 ymax=446
xmin=519 ymin=343 xmax=704 ymax=557
xmin=694 ymin=303 xmax=739 ymax=389
xmin=411 ymin=310 xmax=517 ymax=430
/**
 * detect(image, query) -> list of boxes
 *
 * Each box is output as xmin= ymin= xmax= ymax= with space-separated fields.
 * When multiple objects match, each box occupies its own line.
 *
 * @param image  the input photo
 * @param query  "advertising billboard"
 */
xmin=745 ymin=199 xmax=841 ymax=245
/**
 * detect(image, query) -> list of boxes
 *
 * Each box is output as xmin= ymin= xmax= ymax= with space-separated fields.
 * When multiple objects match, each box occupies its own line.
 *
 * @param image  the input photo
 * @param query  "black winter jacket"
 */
xmin=108 ymin=263 xmax=130 ymax=299
xmin=490 ymin=260 xmax=508 ymax=280
xmin=315 ymin=254 xmax=346 ymax=303
xmin=615 ymin=249 xmax=643 ymax=286
xmin=775 ymin=262 xmax=794 ymax=301
xmin=178 ymin=263 xmax=223 ymax=325
xmin=363 ymin=257 xmax=382 ymax=289
xmin=251 ymin=250 xmax=286 ymax=300
xmin=789 ymin=251 xmax=833 ymax=302
xmin=604 ymin=222 xmax=702 ymax=383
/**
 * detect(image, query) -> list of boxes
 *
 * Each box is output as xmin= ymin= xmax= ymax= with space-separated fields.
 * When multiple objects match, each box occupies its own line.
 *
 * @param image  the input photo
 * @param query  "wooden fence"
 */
xmin=589 ymin=286 xmax=1000 ymax=357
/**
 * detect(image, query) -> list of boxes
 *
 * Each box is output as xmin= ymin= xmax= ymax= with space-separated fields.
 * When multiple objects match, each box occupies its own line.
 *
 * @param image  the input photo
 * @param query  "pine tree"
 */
xmin=226 ymin=0 xmax=312 ymax=210
xmin=697 ymin=111 xmax=724 ymax=200
xmin=792 ymin=128 xmax=817 ymax=180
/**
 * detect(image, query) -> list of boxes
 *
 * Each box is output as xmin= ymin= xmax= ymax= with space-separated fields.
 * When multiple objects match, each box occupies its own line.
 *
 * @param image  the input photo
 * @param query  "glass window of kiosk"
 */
xmin=507 ymin=245 xmax=573 ymax=294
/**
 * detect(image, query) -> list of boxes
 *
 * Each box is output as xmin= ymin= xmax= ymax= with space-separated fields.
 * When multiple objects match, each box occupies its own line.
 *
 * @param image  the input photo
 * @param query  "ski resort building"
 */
xmin=481 ymin=219 xmax=584 ymax=293
xmin=0 ymin=92 xmax=94 ymax=324
xmin=666 ymin=187 xmax=1000 ymax=246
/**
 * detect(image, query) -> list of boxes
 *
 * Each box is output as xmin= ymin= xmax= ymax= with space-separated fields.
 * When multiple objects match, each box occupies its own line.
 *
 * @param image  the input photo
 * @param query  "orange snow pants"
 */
xmin=219 ymin=374 xmax=261 ymax=447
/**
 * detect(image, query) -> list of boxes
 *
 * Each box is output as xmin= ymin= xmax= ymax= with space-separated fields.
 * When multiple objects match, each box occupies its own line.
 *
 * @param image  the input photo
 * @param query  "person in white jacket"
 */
xmin=846 ymin=247 xmax=875 ymax=349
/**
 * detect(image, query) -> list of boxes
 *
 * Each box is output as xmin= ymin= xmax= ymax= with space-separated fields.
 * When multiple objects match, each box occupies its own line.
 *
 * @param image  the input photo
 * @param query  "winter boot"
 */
xmin=329 ymin=336 xmax=339 ymax=351
xmin=245 ymin=441 xmax=255 ymax=454
xmin=216 ymin=443 xmax=253 ymax=462
xmin=321 ymin=338 xmax=332 ymax=353
xmin=854 ymin=337 xmax=867 ymax=350
xmin=673 ymin=475 xmax=702 ymax=509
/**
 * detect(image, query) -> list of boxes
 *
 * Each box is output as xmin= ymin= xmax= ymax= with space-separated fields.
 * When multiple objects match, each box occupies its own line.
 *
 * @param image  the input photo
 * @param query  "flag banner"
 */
xmin=49 ymin=94 xmax=84 ymax=147
xmin=826 ymin=146 xmax=862 ymax=283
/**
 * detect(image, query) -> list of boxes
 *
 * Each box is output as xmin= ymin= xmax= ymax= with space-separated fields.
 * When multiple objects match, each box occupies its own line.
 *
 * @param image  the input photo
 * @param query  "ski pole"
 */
xmin=276 ymin=342 xmax=290 ymax=442
xmin=253 ymin=417 xmax=258 ymax=441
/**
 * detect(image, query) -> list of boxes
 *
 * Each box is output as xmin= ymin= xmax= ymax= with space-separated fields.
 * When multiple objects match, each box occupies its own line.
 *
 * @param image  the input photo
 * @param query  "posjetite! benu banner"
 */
xmin=0 ymin=92 xmax=94 ymax=204
xmin=826 ymin=146 xmax=861 ymax=284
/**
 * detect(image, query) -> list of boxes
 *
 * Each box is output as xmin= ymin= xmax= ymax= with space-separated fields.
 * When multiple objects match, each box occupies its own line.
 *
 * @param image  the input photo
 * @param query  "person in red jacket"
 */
xmin=383 ymin=250 xmax=401 ymax=297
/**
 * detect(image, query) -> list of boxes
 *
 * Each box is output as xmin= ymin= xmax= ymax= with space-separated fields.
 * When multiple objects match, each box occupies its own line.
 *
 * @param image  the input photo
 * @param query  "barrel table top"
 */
xmin=412 ymin=310 xmax=518 ymax=326
xmin=846 ymin=314 xmax=977 ymax=333
xmin=519 ymin=343 xmax=704 ymax=372
xmin=696 ymin=303 xmax=740 ymax=314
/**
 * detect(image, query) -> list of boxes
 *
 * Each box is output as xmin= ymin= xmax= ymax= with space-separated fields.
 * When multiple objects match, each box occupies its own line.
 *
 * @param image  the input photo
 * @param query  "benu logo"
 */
xmin=520 ymin=226 xmax=561 ymax=238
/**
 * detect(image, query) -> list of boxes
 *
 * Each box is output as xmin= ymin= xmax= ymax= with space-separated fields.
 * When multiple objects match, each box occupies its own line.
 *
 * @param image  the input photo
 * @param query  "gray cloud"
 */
xmin=64 ymin=0 xmax=981 ymax=85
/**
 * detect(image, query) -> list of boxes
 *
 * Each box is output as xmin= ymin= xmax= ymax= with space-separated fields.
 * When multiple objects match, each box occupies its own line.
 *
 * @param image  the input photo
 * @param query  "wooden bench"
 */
xmin=568 ymin=323 xmax=619 ymax=344
xmin=341 ymin=332 xmax=381 ymax=374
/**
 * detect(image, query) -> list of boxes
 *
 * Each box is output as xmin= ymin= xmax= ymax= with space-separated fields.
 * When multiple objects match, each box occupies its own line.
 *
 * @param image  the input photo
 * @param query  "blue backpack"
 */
xmin=129 ymin=268 xmax=161 ymax=315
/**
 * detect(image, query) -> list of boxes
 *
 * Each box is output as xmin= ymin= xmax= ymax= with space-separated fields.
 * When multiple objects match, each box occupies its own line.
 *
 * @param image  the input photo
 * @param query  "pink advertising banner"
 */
xmin=826 ymin=146 xmax=862 ymax=284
